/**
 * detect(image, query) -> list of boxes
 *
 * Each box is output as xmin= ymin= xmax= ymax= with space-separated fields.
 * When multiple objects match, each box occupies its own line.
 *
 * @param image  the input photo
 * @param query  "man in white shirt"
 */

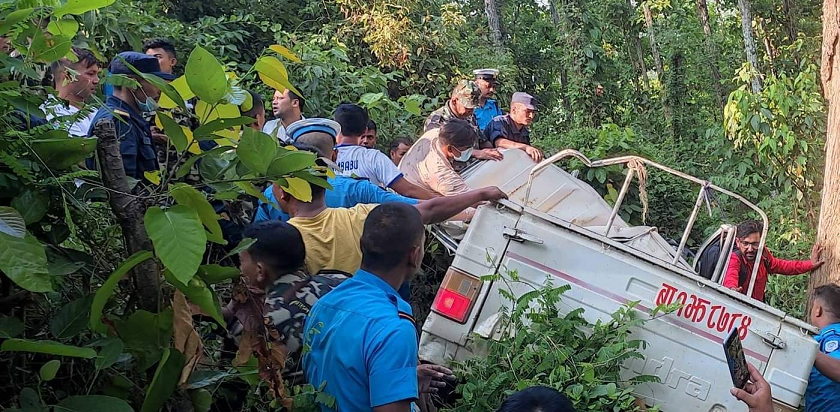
xmin=40 ymin=47 xmax=100 ymax=137
xmin=333 ymin=103 xmax=438 ymax=199
xmin=262 ymin=89 xmax=304 ymax=142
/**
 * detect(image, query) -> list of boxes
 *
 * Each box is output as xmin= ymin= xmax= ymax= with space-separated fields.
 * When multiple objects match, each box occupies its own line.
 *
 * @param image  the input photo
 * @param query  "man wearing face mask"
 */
xmin=400 ymin=118 xmax=483 ymax=196
xmin=87 ymin=52 xmax=175 ymax=180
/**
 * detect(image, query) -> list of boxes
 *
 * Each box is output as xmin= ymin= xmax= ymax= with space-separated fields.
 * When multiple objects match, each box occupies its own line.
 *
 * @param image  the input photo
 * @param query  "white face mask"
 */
xmin=455 ymin=147 xmax=473 ymax=162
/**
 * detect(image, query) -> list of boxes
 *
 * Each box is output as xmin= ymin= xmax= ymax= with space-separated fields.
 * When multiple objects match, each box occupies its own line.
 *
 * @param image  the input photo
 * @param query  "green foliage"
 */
xmin=140 ymin=348 xmax=185 ymax=412
xmin=144 ymin=205 xmax=207 ymax=285
xmin=447 ymin=277 xmax=658 ymax=411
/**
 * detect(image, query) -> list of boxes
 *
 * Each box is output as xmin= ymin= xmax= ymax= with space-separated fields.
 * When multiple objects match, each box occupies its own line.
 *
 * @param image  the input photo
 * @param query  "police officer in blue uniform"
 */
xmin=473 ymin=68 xmax=503 ymax=132
xmin=87 ymin=52 xmax=175 ymax=180
xmin=805 ymin=284 xmax=840 ymax=412
xmin=303 ymin=203 xmax=450 ymax=411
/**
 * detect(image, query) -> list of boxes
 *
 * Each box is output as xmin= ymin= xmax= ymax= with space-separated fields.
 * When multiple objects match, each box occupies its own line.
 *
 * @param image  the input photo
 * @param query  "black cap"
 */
xmin=109 ymin=51 xmax=176 ymax=81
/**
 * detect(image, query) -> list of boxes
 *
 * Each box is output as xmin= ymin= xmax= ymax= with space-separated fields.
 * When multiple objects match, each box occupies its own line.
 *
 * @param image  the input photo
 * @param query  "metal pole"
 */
xmin=673 ymin=184 xmax=708 ymax=265
xmin=604 ymin=169 xmax=635 ymax=236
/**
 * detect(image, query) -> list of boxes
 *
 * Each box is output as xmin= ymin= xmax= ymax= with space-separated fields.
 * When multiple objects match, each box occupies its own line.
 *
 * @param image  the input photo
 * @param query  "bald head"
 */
xmin=295 ymin=132 xmax=335 ymax=158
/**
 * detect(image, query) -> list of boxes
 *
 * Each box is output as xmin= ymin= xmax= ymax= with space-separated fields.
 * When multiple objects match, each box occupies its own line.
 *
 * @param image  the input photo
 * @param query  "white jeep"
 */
xmin=422 ymin=149 xmax=817 ymax=412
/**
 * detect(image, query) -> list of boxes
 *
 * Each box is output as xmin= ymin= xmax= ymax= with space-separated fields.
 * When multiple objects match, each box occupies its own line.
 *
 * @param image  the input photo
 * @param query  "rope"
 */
xmin=627 ymin=159 xmax=649 ymax=223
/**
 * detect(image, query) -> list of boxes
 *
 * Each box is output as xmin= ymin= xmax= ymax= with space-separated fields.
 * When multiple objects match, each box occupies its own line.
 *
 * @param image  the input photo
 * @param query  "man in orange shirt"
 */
xmin=723 ymin=220 xmax=824 ymax=301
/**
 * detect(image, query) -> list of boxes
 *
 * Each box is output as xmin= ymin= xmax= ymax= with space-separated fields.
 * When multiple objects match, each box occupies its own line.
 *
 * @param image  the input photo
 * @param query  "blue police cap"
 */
xmin=109 ymin=51 xmax=176 ymax=81
xmin=511 ymin=92 xmax=537 ymax=110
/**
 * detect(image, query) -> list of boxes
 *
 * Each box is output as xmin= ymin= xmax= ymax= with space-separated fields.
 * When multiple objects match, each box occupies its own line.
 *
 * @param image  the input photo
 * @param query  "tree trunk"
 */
xmin=95 ymin=120 xmax=161 ymax=312
xmin=643 ymin=2 xmax=664 ymax=79
xmin=549 ymin=0 xmax=573 ymax=115
xmin=737 ymin=0 xmax=763 ymax=92
xmin=783 ymin=0 xmax=798 ymax=42
xmin=484 ymin=0 xmax=503 ymax=47
xmin=696 ymin=0 xmax=725 ymax=108
xmin=628 ymin=0 xmax=650 ymax=88
xmin=642 ymin=2 xmax=670 ymax=118
xmin=809 ymin=0 xmax=840 ymax=312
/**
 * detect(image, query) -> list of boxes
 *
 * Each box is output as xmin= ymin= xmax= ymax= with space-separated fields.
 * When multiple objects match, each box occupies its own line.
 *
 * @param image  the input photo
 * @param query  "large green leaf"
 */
xmin=0 ymin=207 xmax=26 ymax=238
xmin=30 ymin=137 xmax=97 ymax=170
xmin=115 ymin=55 xmax=186 ymax=109
xmin=197 ymin=264 xmax=240 ymax=284
xmin=113 ymin=310 xmax=172 ymax=372
xmin=46 ymin=17 xmax=79 ymax=38
xmin=29 ymin=32 xmax=72 ymax=63
xmin=11 ymin=188 xmax=48 ymax=225
xmin=157 ymin=112 xmax=188 ymax=153
xmin=0 ymin=315 xmax=24 ymax=339
xmin=50 ymin=297 xmax=91 ymax=339
xmin=185 ymin=46 xmax=228 ymax=105
xmin=194 ymin=116 xmax=255 ymax=139
xmin=94 ymin=337 xmax=124 ymax=370
xmin=253 ymin=56 xmax=301 ymax=95
xmin=53 ymin=0 xmax=117 ymax=17
xmin=163 ymin=270 xmax=224 ymax=326
xmin=237 ymin=128 xmax=277 ymax=175
xmin=0 ymin=8 xmax=33 ymax=35
xmin=55 ymin=395 xmax=133 ymax=412
xmin=140 ymin=348 xmax=185 ymax=412
xmin=267 ymin=150 xmax=316 ymax=177
xmin=191 ymin=389 xmax=212 ymax=412
xmin=1 ymin=339 xmax=96 ymax=358
xmin=0 ymin=232 xmax=51 ymax=292
xmin=170 ymin=184 xmax=224 ymax=245
xmin=176 ymin=146 xmax=230 ymax=179
xmin=145 ymin=206 xmax=206 ymax=285
xmin=90 ymin=251 xmax=154 ymax=334
xmin=39 ymin=360 xmax=60 ymax=381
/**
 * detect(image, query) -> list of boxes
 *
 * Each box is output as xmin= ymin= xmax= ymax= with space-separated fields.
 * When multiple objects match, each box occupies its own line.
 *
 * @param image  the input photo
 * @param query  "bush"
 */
xmin=445 ymin=272 xmax=663 ymax=411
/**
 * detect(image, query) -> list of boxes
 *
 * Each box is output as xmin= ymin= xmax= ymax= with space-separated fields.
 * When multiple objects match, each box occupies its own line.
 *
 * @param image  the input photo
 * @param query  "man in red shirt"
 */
xmin=723 ymin=220 xmax=824 ymax=301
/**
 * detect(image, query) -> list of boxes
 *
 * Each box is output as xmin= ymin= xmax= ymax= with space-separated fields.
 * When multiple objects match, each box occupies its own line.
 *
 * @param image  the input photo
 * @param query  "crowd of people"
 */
xmin=30 ymin=38 xmax=840 ymax=412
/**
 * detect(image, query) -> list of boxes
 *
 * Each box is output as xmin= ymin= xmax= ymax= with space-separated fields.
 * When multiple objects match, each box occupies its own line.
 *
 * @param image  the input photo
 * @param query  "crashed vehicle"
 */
xmin=422 ymin=149 xmax=817 ymax=412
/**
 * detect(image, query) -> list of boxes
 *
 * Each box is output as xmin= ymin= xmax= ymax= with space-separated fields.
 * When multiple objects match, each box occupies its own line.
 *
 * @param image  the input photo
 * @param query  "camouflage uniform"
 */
xmin=231 ymin=269 xmax=349 ymax=378
xmin=423 ymin=80 xmax=486 ymax=170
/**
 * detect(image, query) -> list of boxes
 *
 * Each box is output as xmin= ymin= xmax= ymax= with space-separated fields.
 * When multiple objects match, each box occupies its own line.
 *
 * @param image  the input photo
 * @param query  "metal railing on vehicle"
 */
xmin=523 ymin=149 xmax=769 ymax=299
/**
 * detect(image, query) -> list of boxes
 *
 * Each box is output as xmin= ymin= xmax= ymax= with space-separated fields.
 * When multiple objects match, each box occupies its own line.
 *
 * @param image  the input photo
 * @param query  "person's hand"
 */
xmin=811 ymin=242 xmax=826 ymax=268
xmin=417 ymin=363 xmax=456 ymax=394
xmin=479 ymin=186 xmax=507 ymax=202
xmin=151 ymin=126 xmax=168 ymax=145
xmin=730 ymin=362 xmax=773 ymax=412
xmin=472 ymin=148 xmax=503 ymax=161
xmin=524 ymin=146 xmax=544 ymax=163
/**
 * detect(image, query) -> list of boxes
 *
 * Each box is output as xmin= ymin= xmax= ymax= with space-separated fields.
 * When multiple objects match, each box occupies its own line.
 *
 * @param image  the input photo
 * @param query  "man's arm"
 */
xmin=415 ymin=187 xmax=506 ymax=224
xmin=722 ymin=253 xmax=742 ymax=291
xmin=815 ymin=352 xmax=840 ymax=382
xmin=390 ymin=176 xmax=439 ymax=200
xmin=353 ymin=178 xmax=420 ymax=205
xmin=768 ymin=243 xmax=825 ymax=275
xmin=495 ymin=138 xmax=544 ymax=162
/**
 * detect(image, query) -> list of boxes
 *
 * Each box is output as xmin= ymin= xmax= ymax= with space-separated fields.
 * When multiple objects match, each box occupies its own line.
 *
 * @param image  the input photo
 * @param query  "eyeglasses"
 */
xmin=740 ymin=241 xmax=761 ymax=250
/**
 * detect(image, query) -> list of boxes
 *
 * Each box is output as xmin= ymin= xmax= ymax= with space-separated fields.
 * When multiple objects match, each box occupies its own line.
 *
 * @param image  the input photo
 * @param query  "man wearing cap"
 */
xmin=473 ymin=68 xmax=503 ymax=132
xmin=254 ymin=118 xmax=420 ymax=223
xmin=484 ymin=92 xmax=543 ymax=163
xmin=87 ymin=52 xmax=175 ymax=180
xmin=424 ymin=80 xmax=502 ymax=162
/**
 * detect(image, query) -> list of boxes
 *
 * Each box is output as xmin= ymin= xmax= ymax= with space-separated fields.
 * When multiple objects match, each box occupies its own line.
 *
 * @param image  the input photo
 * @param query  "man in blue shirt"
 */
xmin=302 ymin=203 xmax=426 ymax=411
xmin=805 ymin=283 xmax=840 ymax=412
xmin=253 ymin=118 xmax=419 ymax=222
xmin=473 ymin=68 xmax=503 ymax=132
xmin=87 ymin=52 xmax=175 ymax=179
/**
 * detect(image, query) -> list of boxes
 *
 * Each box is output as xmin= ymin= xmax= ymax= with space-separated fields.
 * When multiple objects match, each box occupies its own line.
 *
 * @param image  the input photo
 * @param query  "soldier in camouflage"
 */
xmin=424 ymin=80 xmax=502 ymax=165
xmin=225 ymin=220 xmax=349 ymax=380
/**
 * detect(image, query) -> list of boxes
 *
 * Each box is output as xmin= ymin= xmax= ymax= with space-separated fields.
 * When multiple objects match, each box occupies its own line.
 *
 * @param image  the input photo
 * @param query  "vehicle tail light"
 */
xmin=432 ymin=268 xmax=481 ymax=323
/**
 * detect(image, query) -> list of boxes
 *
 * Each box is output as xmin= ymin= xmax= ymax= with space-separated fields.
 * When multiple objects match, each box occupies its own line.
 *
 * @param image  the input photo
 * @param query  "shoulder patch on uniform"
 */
xmin=112 ymin=109 xmax=130 ymax=117
xmin=825 ymin=339 xmax=839 ymax=353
